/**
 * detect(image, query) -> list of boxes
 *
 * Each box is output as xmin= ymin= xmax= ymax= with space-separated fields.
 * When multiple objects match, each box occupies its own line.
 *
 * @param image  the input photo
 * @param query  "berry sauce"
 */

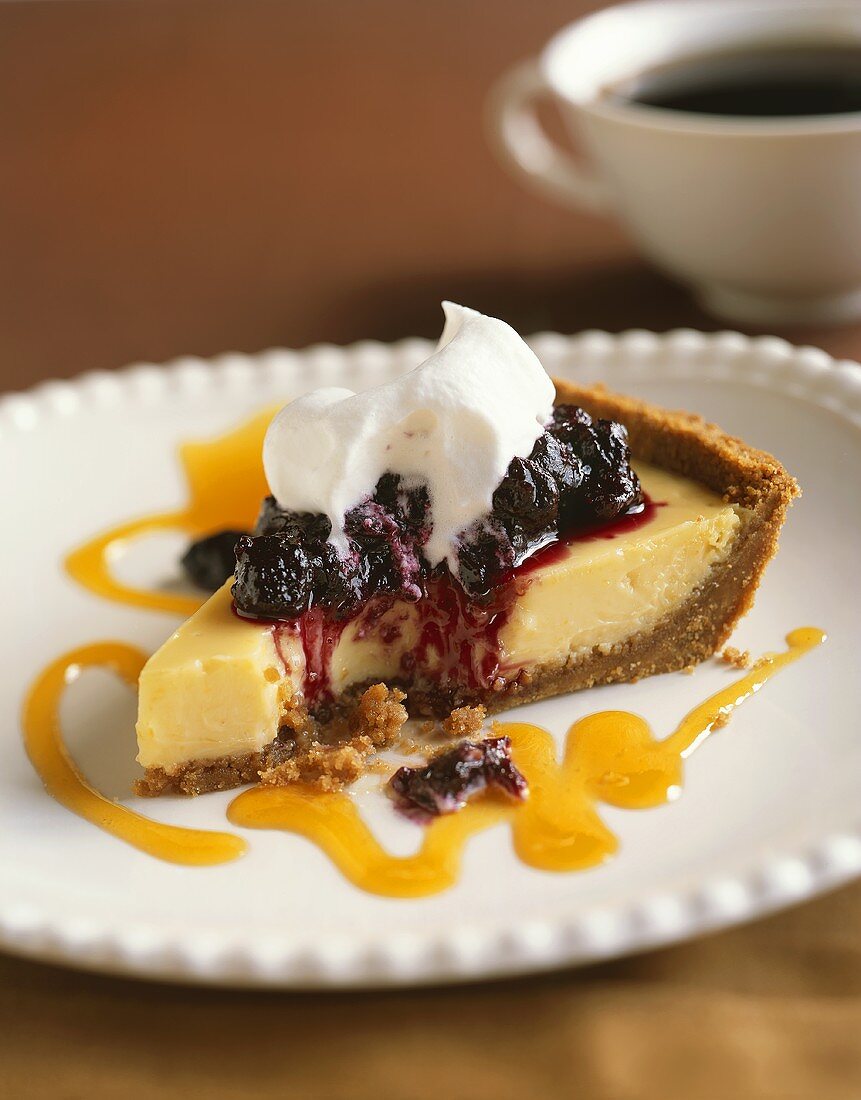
xmin=266 ymin=492 xmax=663 ymax=710
xmin=517 ymin=493 xmax=663 ymax=575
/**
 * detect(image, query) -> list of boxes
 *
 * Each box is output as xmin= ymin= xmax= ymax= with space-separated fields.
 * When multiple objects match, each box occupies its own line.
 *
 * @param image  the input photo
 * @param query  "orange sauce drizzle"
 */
xmin=22 ymin=643 xmax=246 ymax=866
xmin=228 ymin=627 xmax=824 ymax=897
xmin=64 ymin=404 xmax=281 ymax=616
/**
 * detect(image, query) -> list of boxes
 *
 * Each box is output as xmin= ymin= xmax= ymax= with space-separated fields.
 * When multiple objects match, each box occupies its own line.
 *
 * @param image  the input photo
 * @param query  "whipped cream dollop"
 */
xmin=262 ymin=302 xmax=556 ymax=570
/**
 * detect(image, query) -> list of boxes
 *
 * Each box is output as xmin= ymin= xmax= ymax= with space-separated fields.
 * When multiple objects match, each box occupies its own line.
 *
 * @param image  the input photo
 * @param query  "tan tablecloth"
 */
xmin=2 ymin=881 xmax=860 ymax=1099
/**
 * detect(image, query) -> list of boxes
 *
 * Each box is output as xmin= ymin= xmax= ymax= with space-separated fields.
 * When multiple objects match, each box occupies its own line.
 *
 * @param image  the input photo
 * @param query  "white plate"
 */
xmin=1 ymin=329 xmax=860 ymax=988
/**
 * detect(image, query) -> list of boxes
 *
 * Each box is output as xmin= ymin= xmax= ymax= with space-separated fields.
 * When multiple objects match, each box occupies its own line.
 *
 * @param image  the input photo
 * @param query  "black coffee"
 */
xmin=607 ymin=44 xmax=861 ymax=118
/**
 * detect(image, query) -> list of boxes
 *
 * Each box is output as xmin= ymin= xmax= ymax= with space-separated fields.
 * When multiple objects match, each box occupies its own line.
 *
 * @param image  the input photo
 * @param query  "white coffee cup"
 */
xmin=489 ymin=0 xmax=861 ymax=326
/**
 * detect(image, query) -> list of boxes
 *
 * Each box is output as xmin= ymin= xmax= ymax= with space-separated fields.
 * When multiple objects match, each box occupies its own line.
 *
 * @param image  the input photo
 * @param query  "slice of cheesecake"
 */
xmin=135 ymin=377 xmax=796 ymax=796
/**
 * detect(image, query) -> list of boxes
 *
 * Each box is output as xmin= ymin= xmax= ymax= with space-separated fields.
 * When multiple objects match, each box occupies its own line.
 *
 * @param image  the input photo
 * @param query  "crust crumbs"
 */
xmin=259 ymin=738 xmax=374 ymax=791
xmin=441 ymin=705 xmax=487 ymax=739
xmin=351 ymin=682 xmax=408 ymax=746
xmin=720 ymin=646 xmax=751 ymax=670
xmin=260 ymin=683 xmax=407 ymax=790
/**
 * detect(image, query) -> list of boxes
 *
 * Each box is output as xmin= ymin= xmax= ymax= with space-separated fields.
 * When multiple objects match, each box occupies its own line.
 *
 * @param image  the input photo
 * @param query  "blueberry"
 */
xmin=233 ymin=534 xmax=313 ymax=619
xmin=181 ymin=530 xmax=246 ymax=590
xmin=457 ymin=518 xmax=515 ymax=599
xmin=390 ymin=736 xmax=529 ymax=822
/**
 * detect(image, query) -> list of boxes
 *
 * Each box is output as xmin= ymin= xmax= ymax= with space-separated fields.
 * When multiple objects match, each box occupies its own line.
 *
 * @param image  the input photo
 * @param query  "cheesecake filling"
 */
xmin=137 ymin=463 xmax=743 ymax=773
xmin=136 ymin=587 xmax=286 ymax=770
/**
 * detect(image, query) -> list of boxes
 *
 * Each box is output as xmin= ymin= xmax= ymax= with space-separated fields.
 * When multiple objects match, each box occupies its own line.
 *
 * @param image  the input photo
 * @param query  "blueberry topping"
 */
xmin=233 ymin=534 xmax=316 ymax=619
xmin=230 ymin=405 xmax=641 ymax=619
xmin=181 ymin=529 xmax=247 ymax=591
xmin=456 ymin=406 xmax=641 ymax=596
xmin=389 ymin=736 xmax=529 ymax=823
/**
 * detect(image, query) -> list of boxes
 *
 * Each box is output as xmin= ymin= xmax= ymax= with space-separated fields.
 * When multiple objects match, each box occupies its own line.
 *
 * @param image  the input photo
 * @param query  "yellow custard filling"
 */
xmin=500 ymin=463 xmax=741 ymax=666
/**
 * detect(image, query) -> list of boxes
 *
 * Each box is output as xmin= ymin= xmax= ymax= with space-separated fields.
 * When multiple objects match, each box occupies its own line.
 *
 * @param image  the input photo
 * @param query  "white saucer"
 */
xmin=1 ymin=328 xmax=859 ymax=988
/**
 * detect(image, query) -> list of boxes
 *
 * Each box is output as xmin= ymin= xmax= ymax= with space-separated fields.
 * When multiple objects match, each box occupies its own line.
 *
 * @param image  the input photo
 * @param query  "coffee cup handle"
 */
xmin=489 ymin=59 xmax=611 ymax=213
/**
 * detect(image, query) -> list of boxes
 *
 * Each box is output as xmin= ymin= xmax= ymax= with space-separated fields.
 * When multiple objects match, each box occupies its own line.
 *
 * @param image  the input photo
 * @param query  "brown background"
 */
xmin=6 ymin=0 xmax=861 ymax=392
xmin=2 ymin=2 xmax=860 ymax=1098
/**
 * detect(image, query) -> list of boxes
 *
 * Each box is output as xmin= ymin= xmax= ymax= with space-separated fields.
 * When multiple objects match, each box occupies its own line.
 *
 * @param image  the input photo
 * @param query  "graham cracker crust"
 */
xmin=138 ymin=380 xmax=798 ymax=796
xmin=135 ymin=683 xmax=407 ymax=797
